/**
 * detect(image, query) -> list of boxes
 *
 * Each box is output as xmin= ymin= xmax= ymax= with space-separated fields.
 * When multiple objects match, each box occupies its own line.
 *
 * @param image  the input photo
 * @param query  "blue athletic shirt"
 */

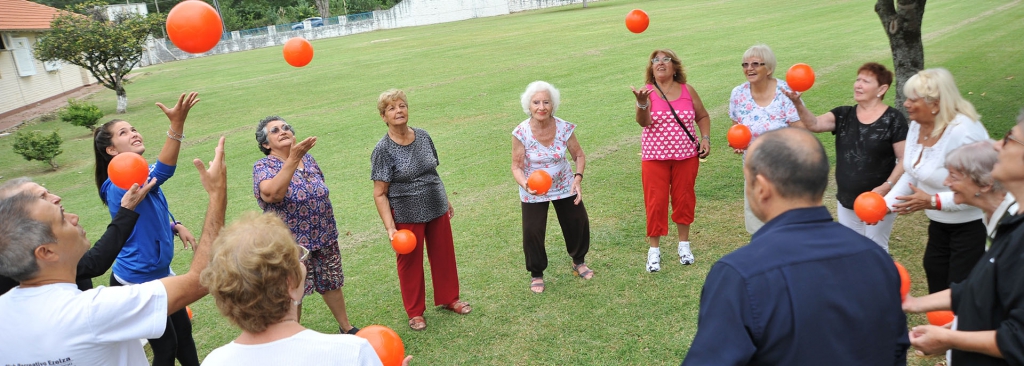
xmin=101 ymin=161 xmax=176 ymax=284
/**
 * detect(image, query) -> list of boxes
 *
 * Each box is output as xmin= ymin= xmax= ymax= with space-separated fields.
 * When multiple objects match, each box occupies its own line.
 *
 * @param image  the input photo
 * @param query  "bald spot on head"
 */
xmin=746 ymin=128 xmax=829 ymax=202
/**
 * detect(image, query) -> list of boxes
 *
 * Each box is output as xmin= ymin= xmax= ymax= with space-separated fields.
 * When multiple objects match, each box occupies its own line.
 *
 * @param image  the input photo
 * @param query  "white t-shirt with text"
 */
xmin=202 ymin=329 xmax=384 ymax=366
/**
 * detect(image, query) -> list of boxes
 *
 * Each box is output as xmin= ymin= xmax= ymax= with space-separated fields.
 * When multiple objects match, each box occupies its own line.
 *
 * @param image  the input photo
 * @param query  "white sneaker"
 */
xmin=679 ymin=241 xmax=694 ymax=265
xmin=646 ymin=247 xmax=661 ymax=272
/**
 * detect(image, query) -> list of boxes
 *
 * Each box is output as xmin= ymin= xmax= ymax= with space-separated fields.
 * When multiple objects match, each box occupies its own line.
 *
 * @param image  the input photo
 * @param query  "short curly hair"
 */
xmin=377 ymin=89 xmax=408 ymax=118
xmin=199 ymin=212 xmax=304 ymax=333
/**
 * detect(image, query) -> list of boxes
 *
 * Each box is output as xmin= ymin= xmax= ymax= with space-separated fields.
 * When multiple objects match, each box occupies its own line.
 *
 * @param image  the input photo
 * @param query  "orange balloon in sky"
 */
xmin=727 ymin=124 xmax=752 ymax=149
xmin=527 ymin=170 xmax=552 ymax=195
xmin=166 ymin=1 xmax=223 ymax=54
xmin=391 ymin=229 xmax=416 ymax=255
xmin=625 ymin=9 xmax=649 ymax=34
xmin=283 ymin=37 xmax=314 ymax=67
xmin=854 ymin=192 xmax=888 ymax=224
xmin=786 ymin=63 xmax=816 ymax=92
xmin=355 ymin=325 xmax=406 ymax=366
xmin=107 ymin=152 xmax=149 ymax=190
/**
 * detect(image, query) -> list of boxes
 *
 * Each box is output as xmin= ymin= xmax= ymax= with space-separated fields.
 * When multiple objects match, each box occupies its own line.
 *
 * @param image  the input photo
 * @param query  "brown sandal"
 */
xmin=408 ymin=316 xmax=426 ymax=331
xmin=572 ymin=263 xmax=594 ymax=280
xmin=529 ymin=277 xmax=545 ymax=293
xmin=443 ymin=300 xmax=472 ymax=314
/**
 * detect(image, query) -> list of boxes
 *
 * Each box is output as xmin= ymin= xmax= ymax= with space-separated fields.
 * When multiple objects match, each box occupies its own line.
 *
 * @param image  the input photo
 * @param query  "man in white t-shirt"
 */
xmin=0 ymin=137 xmax=227 ymax=365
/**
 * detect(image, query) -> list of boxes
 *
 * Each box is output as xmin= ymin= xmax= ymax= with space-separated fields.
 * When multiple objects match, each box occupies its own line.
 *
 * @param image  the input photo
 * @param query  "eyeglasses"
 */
xmin=297 ymin=245 xmax=310 ymax=263
xmin=269 ymin=124 xmax=293 ymax=135
xmin=742 ymin=62 xmax=766 ymax=69
xmin=651 ymin=57 xmax=673 ymax=64
xmin=1004 ymin=129 xmax=1024 ymax=147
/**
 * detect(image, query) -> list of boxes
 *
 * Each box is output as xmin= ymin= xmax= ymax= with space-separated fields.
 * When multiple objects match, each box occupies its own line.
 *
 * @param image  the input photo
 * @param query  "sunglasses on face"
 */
xmin=742 ymin=62 xmax=766 ymax=69
xmin=269 ymin=124 xmax=293 ymax=135
xmin=1005 ymin=129 xmax=1024 ymax=147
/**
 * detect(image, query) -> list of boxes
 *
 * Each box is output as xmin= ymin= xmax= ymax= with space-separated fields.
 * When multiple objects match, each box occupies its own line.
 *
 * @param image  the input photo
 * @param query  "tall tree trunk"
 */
xmin=315 ymin=0 xmax=330 ymax=19
xmin=115 ymin=84 xmax=128 ymax=114
xmin=875 ymin=0 xmax=927 ymax=115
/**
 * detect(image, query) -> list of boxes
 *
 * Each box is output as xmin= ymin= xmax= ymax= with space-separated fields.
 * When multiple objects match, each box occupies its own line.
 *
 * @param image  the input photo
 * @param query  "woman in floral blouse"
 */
xmin=511 ymin=81 xmax=593 ymax=294
xmin=252 ymin=115 xmax=359 ymax=335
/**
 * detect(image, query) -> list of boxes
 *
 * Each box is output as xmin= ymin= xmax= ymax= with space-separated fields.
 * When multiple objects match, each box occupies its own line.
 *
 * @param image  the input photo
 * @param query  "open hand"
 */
xmin=193 ymin=136 xmax=227 ymax=197
xmin=781 ymin=88 xmax=803 ymax=105
xmin=630 ymin=86 xmax=653 ymax=105
xmin=120 ymin=177 xmax=158 ymax=210
xmin=290 ymin=136 xmax=317 ymax=162
xmin=156 ymin=92 xmax=200 ymax=126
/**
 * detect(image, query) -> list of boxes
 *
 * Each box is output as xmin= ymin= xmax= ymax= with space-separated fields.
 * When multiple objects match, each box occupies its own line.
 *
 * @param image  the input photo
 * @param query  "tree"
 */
xmin=59 ymin=99 xmax=104 ymax=131
xmin=34 ymin=1 xmax=164 ymax=114
xmin=13 ymin=130 xmax=64 ymax=170
xmin=875 ymin=0 xmax=926 ymax=113
xmin=314 ymin=0 xmax=330 ymax=19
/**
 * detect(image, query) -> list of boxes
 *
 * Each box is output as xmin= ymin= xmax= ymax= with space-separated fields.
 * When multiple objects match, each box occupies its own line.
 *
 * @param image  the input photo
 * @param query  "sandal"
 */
xmin=408 ymin=316 xmax=426 ymax=331
xmin=529 ymin=277 xmax=545 ymax=293
xmin=442 ymin=300 xmax=472 ymax=315
xmin=572 ymin=263 xmax=594 ymax=280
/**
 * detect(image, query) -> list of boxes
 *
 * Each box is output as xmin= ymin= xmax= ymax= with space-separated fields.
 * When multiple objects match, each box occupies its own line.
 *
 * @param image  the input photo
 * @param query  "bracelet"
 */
xmin=636 ymin=101 xmax=649 ymax=110
xmin=171 ymin=221 xmax=181 ymax=234
xmin=701 ymin=135 xmax=710 ymax=141
xmin=934 ymin=194 xmax=942 ymax=210
xmin=167 ymin=131 xmax=184 ymax=142
xmin=574 ymin=173 xmax=583 ymax=180
xmin=168 ymin=125 xmax=185 ymax=142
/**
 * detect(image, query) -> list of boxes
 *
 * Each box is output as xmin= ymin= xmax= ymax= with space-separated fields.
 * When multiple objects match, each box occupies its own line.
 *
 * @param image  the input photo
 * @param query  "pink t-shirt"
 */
xmin=641 ymin=84 xmax=698 ymax=161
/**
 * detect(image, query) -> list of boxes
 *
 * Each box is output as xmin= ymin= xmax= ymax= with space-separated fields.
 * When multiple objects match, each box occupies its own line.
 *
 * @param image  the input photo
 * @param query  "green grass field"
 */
xmin=3 ymin=0 xmax=1024 ymax=364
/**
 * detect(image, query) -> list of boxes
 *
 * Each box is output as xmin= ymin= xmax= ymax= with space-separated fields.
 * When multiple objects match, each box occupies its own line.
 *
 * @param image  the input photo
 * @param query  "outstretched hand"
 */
xmin=193 ymin=136 xmax=226 ymax=197
xmin=290 ymin=136 xmax=317 ymax=162
xmin=120 ymin=177 xmax=158 ymax=210
xmin=157 ymin=92 xmax=200 ymax=126
xmin=630 ymin=86 xmax=653 ymax=104
xmin=780 ymin=88 xmax=803 ymax=105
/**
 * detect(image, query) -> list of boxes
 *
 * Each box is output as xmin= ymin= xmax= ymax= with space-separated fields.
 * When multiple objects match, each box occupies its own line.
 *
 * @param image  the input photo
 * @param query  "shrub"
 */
xmin=59 ymin=99 xmax=104 ymax=131
xmin=13 ymin=130 xmax=64 ymax=170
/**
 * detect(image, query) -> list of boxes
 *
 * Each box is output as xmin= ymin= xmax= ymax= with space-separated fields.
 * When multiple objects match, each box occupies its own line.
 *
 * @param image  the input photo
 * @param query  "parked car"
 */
xmin=291 ymin=17 xmax=324 ymax=30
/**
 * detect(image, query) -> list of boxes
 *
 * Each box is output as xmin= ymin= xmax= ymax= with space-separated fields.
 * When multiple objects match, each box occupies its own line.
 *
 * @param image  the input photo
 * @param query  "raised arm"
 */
xmin=155 ymin=92 xmax=199 ymax=167
xmin=781 ymin=89 xmax=835 ymax=132
xmin=258 ymin=137 xmax=317 ymax=203
xmin=75 ymin=178 xmax=156 ymax=281
xmin=161 ymin=136 xmax=226 ymax=315
xmin=631 ymin=86 xmax=654 ymax=128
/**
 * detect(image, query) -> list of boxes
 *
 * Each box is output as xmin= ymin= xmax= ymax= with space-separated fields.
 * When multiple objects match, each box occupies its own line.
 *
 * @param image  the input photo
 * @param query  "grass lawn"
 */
xmin=3 ymin=0 xmax=1023 ymax=364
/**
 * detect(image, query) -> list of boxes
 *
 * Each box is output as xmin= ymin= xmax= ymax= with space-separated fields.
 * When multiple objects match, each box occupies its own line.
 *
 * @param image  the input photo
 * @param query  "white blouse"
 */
xmin=884 ymin=113 xmax=989 ymax=224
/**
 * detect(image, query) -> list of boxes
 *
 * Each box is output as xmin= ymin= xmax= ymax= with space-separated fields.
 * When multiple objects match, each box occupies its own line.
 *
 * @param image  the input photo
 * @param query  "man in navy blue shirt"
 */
xmin=682 ymin=128 xmax=909 ymax=365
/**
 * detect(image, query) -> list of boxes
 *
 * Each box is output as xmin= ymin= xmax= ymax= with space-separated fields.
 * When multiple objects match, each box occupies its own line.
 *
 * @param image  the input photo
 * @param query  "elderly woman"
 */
xmin=884 ymin=68 xmax=989 ymax=295
xmin=729 ymin=44 xmax=812 ymax=234
xmin=201 ymin=212 xmax=410 ymax=366
xmin=790 ymin=62 xmax=908 ymax=251
xmin=944 ymin=141 xmax=1018 ymax=239
xmin=901 ymin=110 xmax=1024 ymax=366
xmin=371 ymin=89 xmax=469 ymax=332
xmin=630 ymin=49 xmax=711 ymax=272
xmin=253 ymin=116 xmax=358 ymax=334
xmin=91 ymin=92 xmax=200 ymax=366
xmin=512 ymin=81 xmax=593 ymax=293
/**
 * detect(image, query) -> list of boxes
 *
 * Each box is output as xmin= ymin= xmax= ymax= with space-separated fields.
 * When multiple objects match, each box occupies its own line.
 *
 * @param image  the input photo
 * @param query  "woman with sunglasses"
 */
xmin=883 ymin=68 xmax=989 ymax=295
xmin=728 ymin=44 xmax=813 ymax=234
xmin=92 ymin=92 xmax=201 ymax=366
xmin=201 ymin=212 xmax=412 ymax=366
xmin=253 ymin=116 xmax=359 ymax=335
xmin=786 ymin=62 xmax=908 ymax=251
xmin=901 ymin=111 xmax=1024 ymax=366
xmin=630 ymin=49 xmax=711 ymax=272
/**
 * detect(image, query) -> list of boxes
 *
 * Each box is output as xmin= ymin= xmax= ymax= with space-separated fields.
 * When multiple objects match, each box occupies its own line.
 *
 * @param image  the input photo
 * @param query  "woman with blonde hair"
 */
xmin=884 ymin=68 xmax=989 ymax=294
xmin=201 ymin=212 xmax=410 ymax=365
xmin=630 ymin=48 xmax=711 ymax=272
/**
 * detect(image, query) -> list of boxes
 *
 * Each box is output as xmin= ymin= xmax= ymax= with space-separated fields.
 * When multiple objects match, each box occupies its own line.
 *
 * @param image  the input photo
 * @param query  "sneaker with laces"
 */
xmin=646 ymin=247 xmax=661 ymax=272
xmin=678 ymin=241 xmax=694 ymax=265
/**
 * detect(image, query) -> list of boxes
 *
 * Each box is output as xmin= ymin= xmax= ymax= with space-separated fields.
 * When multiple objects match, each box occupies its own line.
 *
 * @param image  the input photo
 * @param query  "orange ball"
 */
xmin=166 ymin=1 xmax=223 ymax=54
xmin=107 ymin=152 xmax=149 ymax=190
xmin=283 ymin=37 xmax=314 ymax=67
xmin=786 ymin=63 xmax=816 ymax=92
xmin=355 ymin=325 xmax=405 ymax=366
xmin=527 ymin=170 xmax=552 ymax=195
xmin=894 ymin=261 xmax=911 ymax=302
xmin=927 ymin=310 xmax=954 ymax=326
xmin=625 ymin=9 xmax=649 ymax=34
xmin=727 ymin=124 xmax=752 ymax=149
xmin=391 ymin=229 xmax=416 ymax=255
xmin=186 ymin=306 xmax=194 ymax=320
xmin=853 ymin=192 xmax=888 ymax=224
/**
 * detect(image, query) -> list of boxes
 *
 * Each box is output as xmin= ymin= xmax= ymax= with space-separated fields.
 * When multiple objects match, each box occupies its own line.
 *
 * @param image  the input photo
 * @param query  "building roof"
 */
xmin=0 ymin=0 xmax=63 ymax=31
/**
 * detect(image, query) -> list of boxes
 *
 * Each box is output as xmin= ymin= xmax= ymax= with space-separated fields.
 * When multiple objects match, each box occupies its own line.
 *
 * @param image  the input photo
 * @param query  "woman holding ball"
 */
xmin=630 ymin=48 xmax=711 ymax=273
xmin=512 ymin=81 xmax=593 ymax=294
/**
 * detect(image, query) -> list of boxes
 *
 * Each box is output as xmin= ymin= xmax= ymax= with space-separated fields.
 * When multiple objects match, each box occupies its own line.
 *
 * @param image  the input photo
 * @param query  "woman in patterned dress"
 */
xmin=630 ymin=49 xmax=711 ymax=273
xmin=371 ymin=89 xmax=470 ymax=331
xmin=729 ymin=44 xmax=813 ymax=234
xmin=253 ymin=116 xmax=359 ymax=335
xmin=511 ymin=81 xmax=593 ymax=294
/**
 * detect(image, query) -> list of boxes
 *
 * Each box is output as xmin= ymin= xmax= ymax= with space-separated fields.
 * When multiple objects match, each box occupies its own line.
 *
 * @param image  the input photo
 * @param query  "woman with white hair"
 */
xmin=943 ymin=140 xmax=1018 ymax=240
xmin=511 ymin=81 xmax=592 ymax=293
xmin=729 ymin=44 xmax=813 ymax=234
xmin=884 ymin=68 xmax=989 ymax=295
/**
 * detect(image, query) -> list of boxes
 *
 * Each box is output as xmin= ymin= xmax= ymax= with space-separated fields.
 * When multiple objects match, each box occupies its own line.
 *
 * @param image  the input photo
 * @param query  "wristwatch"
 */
xmin=930 ymin=195 xmax=937 ymax=209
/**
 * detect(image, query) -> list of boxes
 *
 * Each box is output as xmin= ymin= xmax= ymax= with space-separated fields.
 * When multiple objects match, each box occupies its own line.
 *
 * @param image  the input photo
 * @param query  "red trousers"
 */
xmin=642 ymin=158 xmax=699 ymax=237
xmin=395 ymin=212 xmax=461 ymax=318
